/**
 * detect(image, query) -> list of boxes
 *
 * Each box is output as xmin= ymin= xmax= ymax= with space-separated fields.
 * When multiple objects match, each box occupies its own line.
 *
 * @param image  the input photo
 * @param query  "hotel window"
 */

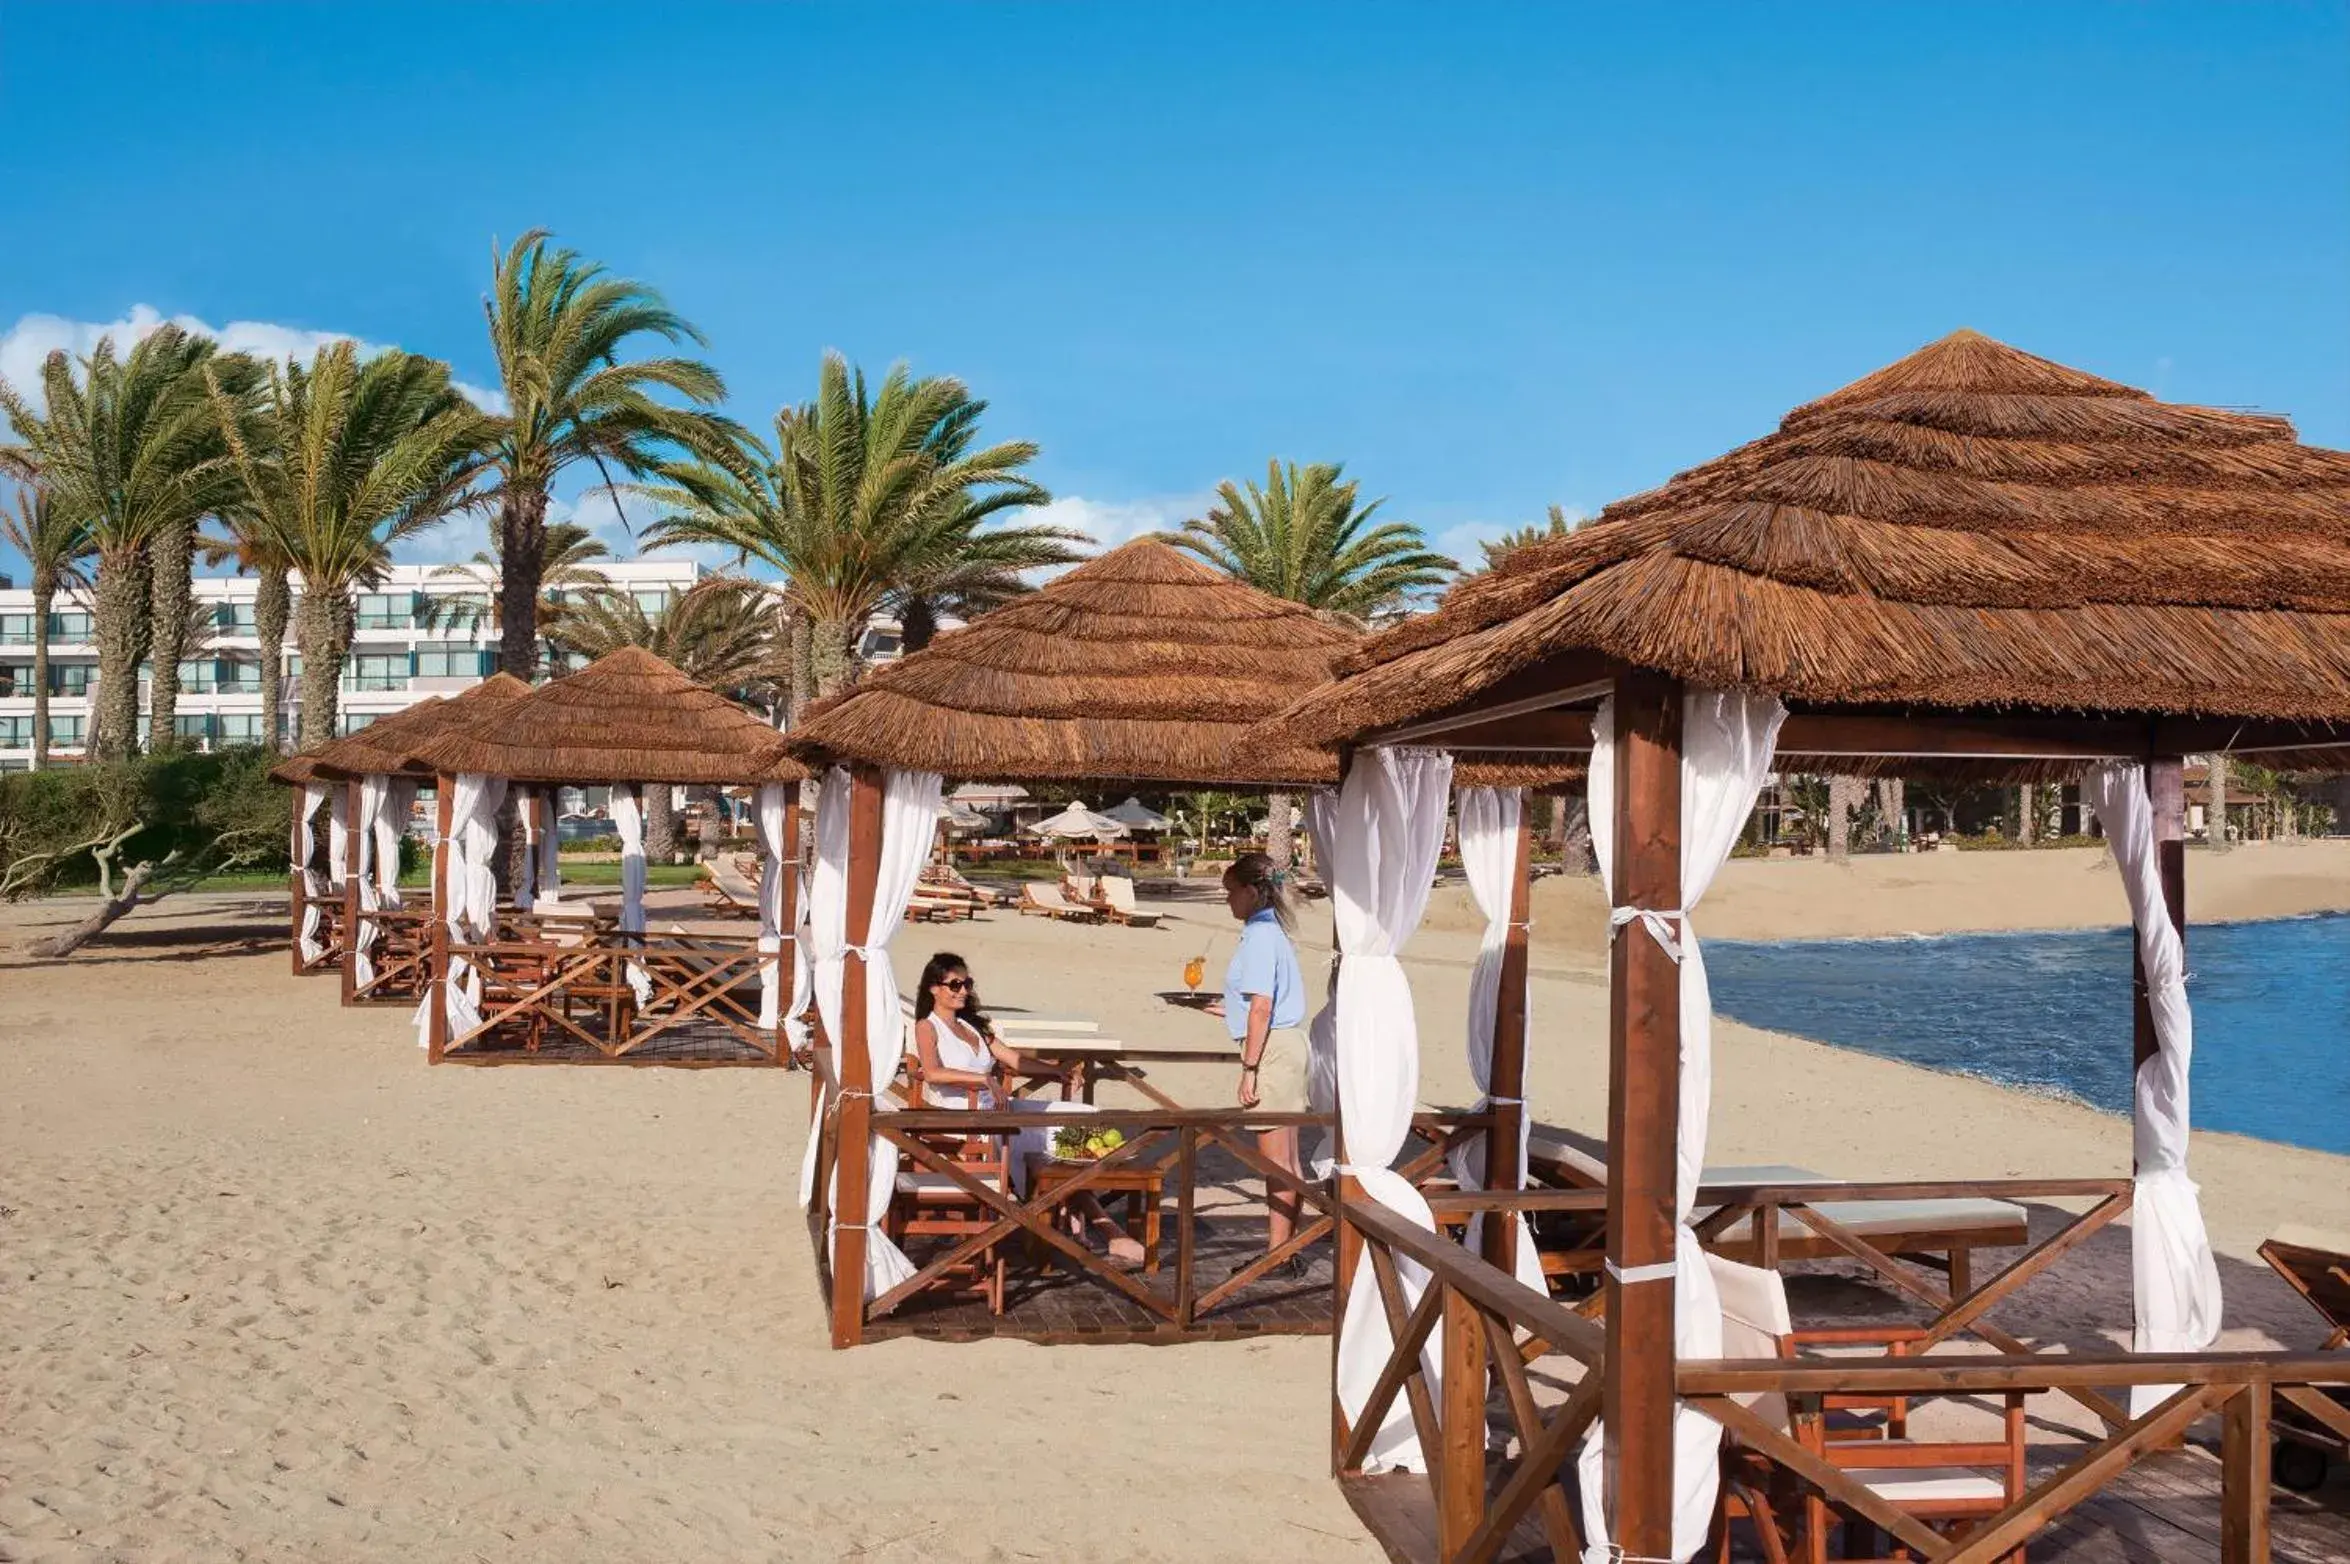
xmin=216 ymin=713 xmax=264 ymax=745
xmin=346 ymin=653 xmax=409 ymax=691
xmin=631 ymin=589 xmax=670 ymax=616
xmin=414 ymin=646 xmax=488 ymax=680
xmin=48 ymin=714 xmax=85 ymax=747
xmin=0 ymin=663 xmax=30 ymax=696
xmin=214 ymin=601 xmax=259 ymax=635
xmin=355 ymin=593 xmax=415 ymax=630
xmin=0 ymin=614 xmax=33 ymax=645
xmin=428 ymin=593 xmax=491 ymax=630
xmin=49 ymin=664 xmax=93 ymax=696
xmin=337 ymin=711 xmax=378 ymax=737
xmin=176 ymin=658 xmax=218 ymax=694
xmin=47 ymin=610 xmax=93 ymax=641
xmin=0 ymin=716 xmax=30 ymax=747
xmin=174 ymin=713 xmax=216 ymax=745
xmin=214 ymin=657 xmax=261 ymax=693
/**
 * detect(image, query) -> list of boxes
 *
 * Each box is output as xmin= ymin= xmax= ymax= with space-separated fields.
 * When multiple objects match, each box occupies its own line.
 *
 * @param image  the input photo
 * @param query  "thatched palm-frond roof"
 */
xmin=785 ymin=539 xmax=1359 ymax=787
xmin=1273 ymin=331 xmax=2350 ymax=746
xmin=406 ymin=646 xmax=807 ymax=785
xmin=267 ymin=674 xmax=535 ymax=786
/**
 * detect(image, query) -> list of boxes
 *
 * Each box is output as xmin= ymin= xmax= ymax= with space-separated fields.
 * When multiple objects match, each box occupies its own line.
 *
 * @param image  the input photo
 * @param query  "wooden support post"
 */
xmin=1481 ymin=805 xmax=1534 ymax=1278
xmin=340 ymin=779 xmax=363 ymax=1004
xmin=427 ymin=779 xmax=453 ymax=1063
xmin=829 ymin=765 xmax=885 ymax=1349
xmin=1602 ymin=669 xmax=1683 ymax=1563
xmin=2221 ymin=1380 xmax=2271 ymax=1563
xmin=1331 ymin=744 xmax=1362 ymax=1474
xmin=779 ymin=791 xmax=802 ymax=1065
xmin=1438 ymin=1283 xmax=1488 ymax=1559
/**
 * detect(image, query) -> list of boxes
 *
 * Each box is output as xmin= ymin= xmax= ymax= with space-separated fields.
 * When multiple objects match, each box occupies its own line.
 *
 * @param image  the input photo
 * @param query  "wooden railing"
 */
xmin=287 ymin=872 xmax=345 ymax=975
xmin=1338 ymin=1185 xmax=2350 ymax=1564
xmin=431 ymin=932 xmax=786 ymax=1065
xmin=803 ymin=1078 xmax=1491 ymax=1343
xmin=343 ymin=902 xmax=434 ymax=1004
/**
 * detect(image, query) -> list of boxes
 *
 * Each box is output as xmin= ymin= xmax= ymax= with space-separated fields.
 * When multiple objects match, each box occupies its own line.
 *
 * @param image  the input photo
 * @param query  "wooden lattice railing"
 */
xmin=1339 ymin=1185 xmax=2350 ymax=1564
xmin=287 ymin=872 xmax=346 ymax=975
xmin=344 ymin=902 xmax=434 ymax=1004
xmin=430 ymin=932 xmax=785 ymax=1064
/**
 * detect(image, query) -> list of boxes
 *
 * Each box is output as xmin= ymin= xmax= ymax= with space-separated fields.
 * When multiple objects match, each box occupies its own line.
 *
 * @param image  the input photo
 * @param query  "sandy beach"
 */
xmin=5 ymin=844 xmax=2348 ymax=1561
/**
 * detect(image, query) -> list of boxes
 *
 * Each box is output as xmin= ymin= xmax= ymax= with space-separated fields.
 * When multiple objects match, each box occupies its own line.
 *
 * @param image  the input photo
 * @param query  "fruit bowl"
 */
xmin=1050 ymin=1125 xmax=1128 ymax=1161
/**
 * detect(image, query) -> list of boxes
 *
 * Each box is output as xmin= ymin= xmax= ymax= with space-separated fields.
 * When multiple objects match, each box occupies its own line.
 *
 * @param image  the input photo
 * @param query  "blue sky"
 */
xmin=2 ymin=2 xmax=2346 ymax=580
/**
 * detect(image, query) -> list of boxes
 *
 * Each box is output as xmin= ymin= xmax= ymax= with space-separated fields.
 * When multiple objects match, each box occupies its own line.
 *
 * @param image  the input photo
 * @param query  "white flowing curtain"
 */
xmin=2084 ymin=762 xmax=2221 ymax=1414
xmin=795 ymin=773 xmax=852 ymax=1210
xmin=380 ymin=780 xmax=418 ymax=909
xmin=296 ymin=782 xmax=329 ymax=961
xmin=610 ymin=784 xmax=652 ymax=1006
xmin=326 ymin=785 xmax=352 ymax=891
xmin=1579 ymin=687 xmax=1785 ymax=1564
xmin=515 ymin=792 xmax=540 ymax=913
xmin=415 ymin=772 xmax=507 ymax=1048
xmin=532 ymin=791 xmax=563 ymax=907
xmin=1448 ymin=786 xmax=1546 ymax=1296
xmin=804 ymin=765 xmax=943 ymax=1298
xmin=754 ymin=782 xmax=794 ymax=1031
xmin=1301 ymin=788 xmax=1342 ymax=1176
xmin=350 ymin=775 xmax=389 ymax=988
xmin=1328 ymin=746 xmax=1455 ymax=1474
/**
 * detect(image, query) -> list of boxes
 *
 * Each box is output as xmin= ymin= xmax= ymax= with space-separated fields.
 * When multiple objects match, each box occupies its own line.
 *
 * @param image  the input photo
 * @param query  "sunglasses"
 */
xmin=937 ymin=977 xmax=972 ymax=992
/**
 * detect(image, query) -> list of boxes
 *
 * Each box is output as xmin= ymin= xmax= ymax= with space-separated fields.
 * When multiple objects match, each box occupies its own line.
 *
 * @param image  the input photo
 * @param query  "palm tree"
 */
xmin=199 ymin=519 xmax=296 ymax=753
xmin=1161 ymin=459 xmax=1455 ymax=863
xmin=1477 ymin=504 xmax=1578 ymax=570
xmin=1162 ymin=459 xmax=1454 ymax=624
xmin=547 ymin=576 xmax=783 ymax=855
xmin=479 ymin=231 xmax=741 ymax=683
xmin=891 ymin=557 xmax=1045 ymax=653
xmin=419 ymin=520 xmax=613 ymax=652
xmin=0 ymin=484 xmax=95 ymax=769
xmin=639 ymin=354 xmax=1084 ymax=703
xmin=209 ymin=343 xmax=492 ymax=748
xmin=0 ymin=327 xmax=258 ymax=757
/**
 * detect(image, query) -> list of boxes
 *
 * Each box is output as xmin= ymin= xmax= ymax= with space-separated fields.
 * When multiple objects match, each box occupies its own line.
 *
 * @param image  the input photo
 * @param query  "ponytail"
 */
xmin=1223 ymin=851 xmax=1296 ymax=933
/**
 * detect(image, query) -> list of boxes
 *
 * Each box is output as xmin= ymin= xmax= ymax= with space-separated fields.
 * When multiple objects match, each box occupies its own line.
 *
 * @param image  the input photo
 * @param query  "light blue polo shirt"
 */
xmin=1223 ymin=908 xmax=1305 ymax=1039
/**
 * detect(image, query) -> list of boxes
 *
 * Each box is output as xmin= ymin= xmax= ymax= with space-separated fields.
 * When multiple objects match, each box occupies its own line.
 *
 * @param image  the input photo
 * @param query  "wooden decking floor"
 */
xmin=1342 ymin=1445 xmax=2350 ymax=1563
xmin=441 ymin=1014 xmax=782 ymax=1066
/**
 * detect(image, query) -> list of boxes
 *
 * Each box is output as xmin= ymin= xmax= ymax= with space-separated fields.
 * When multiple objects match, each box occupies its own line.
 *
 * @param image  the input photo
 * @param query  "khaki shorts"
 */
xmin=1252 ymin=1028 xmax=1311 ymax=1114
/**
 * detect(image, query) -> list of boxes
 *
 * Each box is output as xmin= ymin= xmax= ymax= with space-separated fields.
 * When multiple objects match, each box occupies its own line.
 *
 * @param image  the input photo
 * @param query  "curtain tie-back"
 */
xmin=1607 ymin=905 xmax=1686 ymax=962
xmin=1480 ymin=1095 xmax=1525 ymax=1107
xmin=1584 ymin=1547 xmax=1676 ymax=1564
xmin=1604 ymin=1256 xmax=1678 ymax=1286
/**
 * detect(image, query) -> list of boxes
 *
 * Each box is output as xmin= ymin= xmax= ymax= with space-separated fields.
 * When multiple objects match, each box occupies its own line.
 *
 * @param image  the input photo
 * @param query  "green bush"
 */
xmin=559 ymin=834 xmax=621 ymax=855
xmin=0 ymin=746 xmax=287 ymax=897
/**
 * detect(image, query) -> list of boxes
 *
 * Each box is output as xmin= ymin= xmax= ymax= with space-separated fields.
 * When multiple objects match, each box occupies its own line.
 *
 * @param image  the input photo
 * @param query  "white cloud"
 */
xmin=1030 ymin=492 xmax=1210 ymax=553
xmin=0 ymin=306 xmax=505 ymax=413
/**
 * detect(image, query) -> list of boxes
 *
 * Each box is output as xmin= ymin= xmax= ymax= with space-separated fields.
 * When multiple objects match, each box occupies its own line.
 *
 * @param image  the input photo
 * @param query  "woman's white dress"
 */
xmin=920 ymin=1012 xmax=1091 ymax=1193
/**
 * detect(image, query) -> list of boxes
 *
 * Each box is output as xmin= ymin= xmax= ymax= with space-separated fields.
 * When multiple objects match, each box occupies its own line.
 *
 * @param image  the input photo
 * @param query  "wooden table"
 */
xmin=1025 ymin=1153 xmax=1167 ymax=1273
xmin=1009 ymin=1039 xmax=1244 ymax=1107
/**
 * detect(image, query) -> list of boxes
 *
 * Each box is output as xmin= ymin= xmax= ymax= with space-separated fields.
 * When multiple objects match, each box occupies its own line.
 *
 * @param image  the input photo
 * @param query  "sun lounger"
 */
xmin=905 ymin=890 xmax=972 ymax=923
xmin=699 ymin=858 xmax=762 ymax=917
xmin=1019 ymin=882 xmax=1099 ymax=921
xmin=2260 ymin=1223 xmax=2350 ymax=1491
xmin=1094 ymin=876 xmax=1161 ymax=929
xmin=1525 ymin=1124 xmax=2028 ymax=1295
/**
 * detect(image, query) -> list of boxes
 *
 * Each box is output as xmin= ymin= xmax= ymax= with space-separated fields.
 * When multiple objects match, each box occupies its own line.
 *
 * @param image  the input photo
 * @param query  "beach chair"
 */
xmin=1706 ymin=1257 xmax=2028 ymax=1564
xmin=698 ymin=855 xmax=762 ymax=918
xmin=1525 ymin=1124 xmax=2027 ymax=1298
xmin=1094 ymin=876 xmax=1162 ymax=929
xmin=2259 ymin=1224 xmax=2350 ymax=1491
xmin=904 ymin=889 xmax=971 ymax=923
xmin=1019 ymin=882 xmax=1099 ymax=922
xmin=922 ymin=864 xmax=1003 ymax=910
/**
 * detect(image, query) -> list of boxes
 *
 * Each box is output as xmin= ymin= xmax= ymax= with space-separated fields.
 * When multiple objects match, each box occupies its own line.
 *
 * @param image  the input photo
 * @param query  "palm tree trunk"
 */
xmin=2208 ymin=755 xmax=2230 ymax=852
xmin=811 ymin=617 xmax=858 ymax=698
xmin=645 ymin=785 xmax=678 ymax=863
xmin=1827 ymin=776 xmax=1857 ymax=863
xmin=29 ymin=571 xmax=52 ymax=771
xmin=787 ymin=608 xmax=814 ymax=726
xmin=1876 ymin=777 xmax=1906 ymax=849
xmin=146 ymin=520 xmax=194 ymax=750
xmin=91 ymin=545 xmax=149 ymax=759
xmin=296 ymin=588 xmax=343 ymax=750
xmin=900 ymin=595 xmax=940 ymax=653
xmin=255 ymin=562 xmax=291 ymax=753
xmin=2017 ymin=782 xmax=2036 ymax=845
xmin=1264 ymin=791 xmax=1295 ymax=870
xmin=497 ymin=487 xmax=548 ymax=681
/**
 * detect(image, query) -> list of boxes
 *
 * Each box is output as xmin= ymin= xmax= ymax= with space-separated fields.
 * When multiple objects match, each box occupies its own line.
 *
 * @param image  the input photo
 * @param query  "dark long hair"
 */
xmin=913 ymin=951 xmax=993 ymax=1039
xmin=1223 ymin=851 xmax=1296 ymax=933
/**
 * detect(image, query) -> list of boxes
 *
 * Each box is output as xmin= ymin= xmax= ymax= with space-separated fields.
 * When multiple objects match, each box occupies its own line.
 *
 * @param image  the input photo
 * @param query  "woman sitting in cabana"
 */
xmin=910 ymin=952 xmax=1145 ymax=1266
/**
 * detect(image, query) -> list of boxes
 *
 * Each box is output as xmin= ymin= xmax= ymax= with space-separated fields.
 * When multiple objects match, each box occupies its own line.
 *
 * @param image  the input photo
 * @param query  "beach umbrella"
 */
xmin=1102 ymin=795 xmax=1173 ymax=831
xmin=937 ymin=800 xmax=992 ymax=833
xmin=1029 ymin=802 xmax=1131 ymax=842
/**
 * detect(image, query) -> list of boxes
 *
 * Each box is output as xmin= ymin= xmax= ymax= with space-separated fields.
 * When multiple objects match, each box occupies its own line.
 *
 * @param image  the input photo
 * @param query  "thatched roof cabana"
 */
xmin=405 ymin=646 xmax=808 ymax=786
xmin=268 ymin=674 xmax=535 ymax=786
xmin=1274 ymin=330 xmax=2350 ymax=762
xmin=787 ymin=538 xmax=1358 ymax=787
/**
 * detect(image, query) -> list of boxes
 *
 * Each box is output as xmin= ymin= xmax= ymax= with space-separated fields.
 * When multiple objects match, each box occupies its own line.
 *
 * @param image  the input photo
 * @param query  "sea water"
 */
xmin=1702 ymin=914 xmax=2350 ymax=1158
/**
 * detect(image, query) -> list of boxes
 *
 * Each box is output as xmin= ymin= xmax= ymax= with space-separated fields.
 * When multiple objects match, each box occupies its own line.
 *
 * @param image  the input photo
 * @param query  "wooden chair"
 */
xmin=2260 ymin=1224 xmax=2350 ymax=1491
xmin=1093 ymin=876 xmax=1163 ymax=928
xmin=883 ymin=1051 xmax=1013 ymax=1313
xmin=1710 ymin=1259 xmax=2028 ymax=1563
